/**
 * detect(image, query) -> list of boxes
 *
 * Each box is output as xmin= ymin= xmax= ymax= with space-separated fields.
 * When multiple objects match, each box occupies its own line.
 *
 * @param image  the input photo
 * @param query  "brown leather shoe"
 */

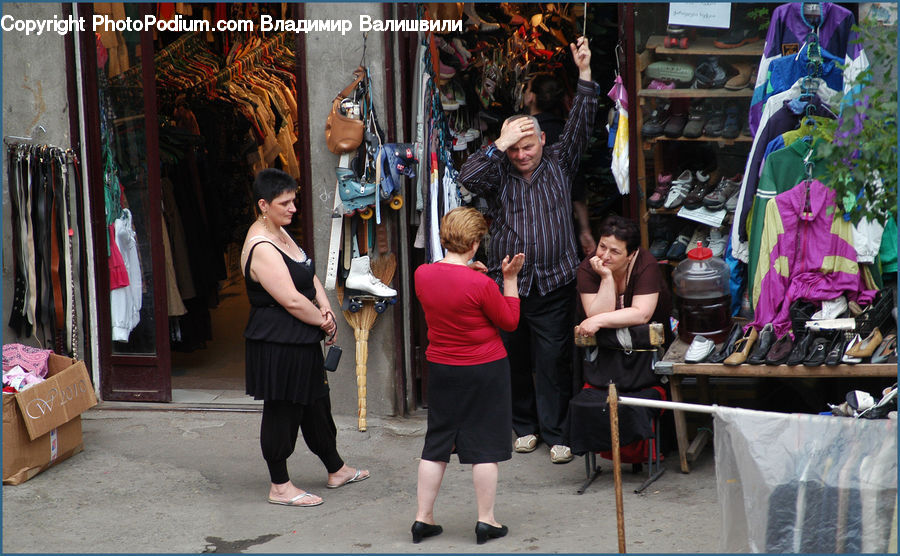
xmin=724 ymin=326 xmax=758 ymax=366
xmin=845 ymin=327 xmax=883 ymax=358
xmin=765 ymin=333 xmax=794 ymax=365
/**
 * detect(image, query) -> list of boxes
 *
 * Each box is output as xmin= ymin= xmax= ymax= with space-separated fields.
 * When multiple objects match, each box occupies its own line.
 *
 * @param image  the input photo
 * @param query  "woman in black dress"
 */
xmin=241 ymin=168 xmax=368 ymax=507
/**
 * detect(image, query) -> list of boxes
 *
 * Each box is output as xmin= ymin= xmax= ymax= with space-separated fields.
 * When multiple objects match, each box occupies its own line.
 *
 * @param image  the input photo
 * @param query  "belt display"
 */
xmin=4 ymin=141 xmax=83 ymax=358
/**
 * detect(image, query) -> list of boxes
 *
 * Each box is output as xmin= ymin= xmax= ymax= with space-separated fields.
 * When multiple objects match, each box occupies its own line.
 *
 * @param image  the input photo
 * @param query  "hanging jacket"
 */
xmin=749 ymin=2 xmax=868 ymax=135
xmin=731 ymin=92 xmax=836 ymax=263
xmin=750 ymin=180 xmax=876 ymax=338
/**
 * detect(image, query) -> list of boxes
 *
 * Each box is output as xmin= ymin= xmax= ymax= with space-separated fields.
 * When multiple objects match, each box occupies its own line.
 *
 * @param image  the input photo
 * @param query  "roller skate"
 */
xmin=342 ymin=255 xmax=398 ymax=313
xmin=336 ymin=167 xmax=378 ymax=218
xmin=664 ymin=25 xmax=690 ymax=49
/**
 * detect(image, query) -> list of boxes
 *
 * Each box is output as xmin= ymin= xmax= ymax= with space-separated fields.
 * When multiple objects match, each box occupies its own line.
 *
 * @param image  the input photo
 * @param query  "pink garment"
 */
xmin=749 ymin=180 xmax=876 ymax=337
xmin=109 ymin=224 xmax=130 ymax=289
xmin=2 ymin=343 xmax=53 ymax=376
xmin=2 ymin=365 xmax=45 ymax=391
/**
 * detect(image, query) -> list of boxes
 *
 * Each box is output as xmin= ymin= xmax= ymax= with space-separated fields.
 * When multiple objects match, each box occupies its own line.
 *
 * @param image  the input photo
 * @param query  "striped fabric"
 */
xmin=459 ymin=79 xmax=598 ymax=296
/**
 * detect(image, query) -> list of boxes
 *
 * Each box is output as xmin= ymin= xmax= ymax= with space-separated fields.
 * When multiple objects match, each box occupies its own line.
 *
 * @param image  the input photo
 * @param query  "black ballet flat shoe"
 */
xmin=475 ymin=521 xmax=508 ymax=544
xmin=411 ymin=521 xmax=443 ymax=543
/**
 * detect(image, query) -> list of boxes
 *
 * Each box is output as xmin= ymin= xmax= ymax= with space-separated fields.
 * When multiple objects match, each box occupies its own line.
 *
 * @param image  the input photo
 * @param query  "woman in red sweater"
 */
xmin=412 ymin=207 xmax=524 ymax=545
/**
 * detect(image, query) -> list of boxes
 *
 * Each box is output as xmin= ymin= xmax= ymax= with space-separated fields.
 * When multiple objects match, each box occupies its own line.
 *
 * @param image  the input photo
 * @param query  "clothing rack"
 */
xmin=111 ymin=31 xmax=209 ymax=86
xmin=195 ymin=31 xmax=290 ymax=93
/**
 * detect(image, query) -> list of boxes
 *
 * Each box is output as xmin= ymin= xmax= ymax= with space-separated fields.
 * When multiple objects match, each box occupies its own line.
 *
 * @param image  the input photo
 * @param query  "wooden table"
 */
xmin=656 ymin=338 xmax=898 ymax=473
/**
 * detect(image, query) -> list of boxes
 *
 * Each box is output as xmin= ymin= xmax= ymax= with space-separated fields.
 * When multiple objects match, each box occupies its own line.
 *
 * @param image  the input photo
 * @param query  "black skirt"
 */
xmin=245 ymin=339 xmax=328 ymax=404
xmin=564 ymin=385 xmax=663 ymax=456
xmin=422 ymin=358 xmax=512 ymax=464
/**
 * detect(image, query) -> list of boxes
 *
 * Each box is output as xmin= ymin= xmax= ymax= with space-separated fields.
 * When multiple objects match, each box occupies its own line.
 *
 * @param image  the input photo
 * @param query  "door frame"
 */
xmin=79 ymin=2 xmax=171 ymax=401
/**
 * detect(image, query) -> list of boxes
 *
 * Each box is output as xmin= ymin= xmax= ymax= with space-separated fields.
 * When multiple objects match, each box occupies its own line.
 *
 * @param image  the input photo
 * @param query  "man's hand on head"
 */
xmin=495 ymin=117 xmax=537 ymax=152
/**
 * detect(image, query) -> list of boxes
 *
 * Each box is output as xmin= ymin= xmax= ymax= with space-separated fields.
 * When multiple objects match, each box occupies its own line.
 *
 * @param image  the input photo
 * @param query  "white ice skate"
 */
xmin=343 ymin=255 xmax=398 ymax=313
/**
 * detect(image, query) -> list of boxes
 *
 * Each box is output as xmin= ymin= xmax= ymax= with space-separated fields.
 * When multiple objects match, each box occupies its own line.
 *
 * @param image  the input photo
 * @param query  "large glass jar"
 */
xmin=672 ymin=242 xmax=731 ymax=343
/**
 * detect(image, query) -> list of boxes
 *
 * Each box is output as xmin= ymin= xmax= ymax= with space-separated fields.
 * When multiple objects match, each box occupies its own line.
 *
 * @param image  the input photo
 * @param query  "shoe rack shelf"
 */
xmin=645 ymin=35 xmax=764 ymax=57
xmin=633 ymin=31 xmax=762 ymax=253
xmin=638 ymin=89 xmax=753 ymax=99
xmin=645 ymin=135 xmax=752 ymax=145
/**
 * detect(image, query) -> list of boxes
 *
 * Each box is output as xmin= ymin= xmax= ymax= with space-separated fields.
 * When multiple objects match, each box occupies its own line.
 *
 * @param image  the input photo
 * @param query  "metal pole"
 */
xmin=619 ymin=396 xmax=719 ymax=415
xmin=609 ymin=384 xmax=626 ymax=553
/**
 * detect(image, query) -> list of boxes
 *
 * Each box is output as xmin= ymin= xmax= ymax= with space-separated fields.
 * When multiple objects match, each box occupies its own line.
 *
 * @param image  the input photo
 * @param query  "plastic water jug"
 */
xmin=672 ymin=242 xmax=731 ymax=343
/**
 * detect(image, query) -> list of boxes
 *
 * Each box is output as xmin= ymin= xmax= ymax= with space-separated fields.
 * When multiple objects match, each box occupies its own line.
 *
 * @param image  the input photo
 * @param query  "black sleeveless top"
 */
xmin=243 ymin=240 xmax=325 ymax=345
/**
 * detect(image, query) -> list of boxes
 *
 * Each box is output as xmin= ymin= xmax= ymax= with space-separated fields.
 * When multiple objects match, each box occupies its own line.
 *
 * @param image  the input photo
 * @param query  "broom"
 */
xmin=337 ymin=253 xmax=397 ymax=431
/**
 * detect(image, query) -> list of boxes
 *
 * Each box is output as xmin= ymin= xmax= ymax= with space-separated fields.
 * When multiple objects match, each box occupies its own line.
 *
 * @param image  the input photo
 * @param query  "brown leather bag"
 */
xmin=325 ymin=66 xmax=366 ymax=154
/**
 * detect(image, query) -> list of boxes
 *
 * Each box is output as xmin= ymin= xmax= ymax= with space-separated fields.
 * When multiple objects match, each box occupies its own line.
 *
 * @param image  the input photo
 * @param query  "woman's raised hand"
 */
xmin=501 ymin=253 xmax=525 ymax=280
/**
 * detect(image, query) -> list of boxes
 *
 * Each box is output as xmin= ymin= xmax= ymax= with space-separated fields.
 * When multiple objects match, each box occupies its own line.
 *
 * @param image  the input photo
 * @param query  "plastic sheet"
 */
xmin=715 ymin=407 xmax=897 ymax=553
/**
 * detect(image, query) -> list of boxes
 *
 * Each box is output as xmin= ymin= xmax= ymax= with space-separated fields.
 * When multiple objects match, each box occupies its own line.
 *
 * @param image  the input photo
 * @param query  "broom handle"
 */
xmin=609 ymin=384 xmax=626 ymax=553
xmin=355 ymin=328 xmax=368 ymax=431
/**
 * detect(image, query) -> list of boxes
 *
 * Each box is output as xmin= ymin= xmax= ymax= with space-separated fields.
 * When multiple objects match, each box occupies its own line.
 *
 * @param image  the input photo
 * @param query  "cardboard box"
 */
xmin=3 ymin=354 xmax=98 ymax=485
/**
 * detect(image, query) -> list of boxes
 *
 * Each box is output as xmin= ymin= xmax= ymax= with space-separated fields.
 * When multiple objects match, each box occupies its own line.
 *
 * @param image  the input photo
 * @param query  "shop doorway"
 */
xmin=82 ymin=3 xmax=312 ymax=403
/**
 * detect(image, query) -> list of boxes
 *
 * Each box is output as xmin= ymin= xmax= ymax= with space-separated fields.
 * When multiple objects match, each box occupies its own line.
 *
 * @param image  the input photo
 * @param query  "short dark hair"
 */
xmin=597 ymin=215 xmax=640 ymax=254
xmin=252 ymin=169 xmax=296 ymax=214
xmin=528 ymin=72 xmax=566 ymax=116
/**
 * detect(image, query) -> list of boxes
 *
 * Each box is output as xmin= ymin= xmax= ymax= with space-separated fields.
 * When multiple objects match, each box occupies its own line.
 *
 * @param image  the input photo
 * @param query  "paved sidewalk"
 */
xmin=2 ymin=407 xmax=721 ymax=553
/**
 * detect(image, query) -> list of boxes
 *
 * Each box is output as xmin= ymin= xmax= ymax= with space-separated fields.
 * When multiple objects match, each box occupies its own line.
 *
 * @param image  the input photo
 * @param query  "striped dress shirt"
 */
xmin=459 ymin=79 xmax=599 ymax=296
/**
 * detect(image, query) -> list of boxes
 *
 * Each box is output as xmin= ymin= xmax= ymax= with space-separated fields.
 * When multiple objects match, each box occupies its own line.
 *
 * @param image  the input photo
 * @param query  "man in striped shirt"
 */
xmin=459 ymin=37 xmax=598 ymax=464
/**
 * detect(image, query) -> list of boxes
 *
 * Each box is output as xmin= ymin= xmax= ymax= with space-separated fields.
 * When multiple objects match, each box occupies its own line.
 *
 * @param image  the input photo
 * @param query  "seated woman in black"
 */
xmin=566 ymin=215 xmax=674 ymax=459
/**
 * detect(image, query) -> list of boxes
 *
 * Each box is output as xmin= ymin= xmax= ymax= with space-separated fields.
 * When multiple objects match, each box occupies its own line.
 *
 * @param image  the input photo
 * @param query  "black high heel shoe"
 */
xmin=475 ymin=521 xmax=508 ymax=544
xmin=411 ymin=521 xmax=443 ymax=544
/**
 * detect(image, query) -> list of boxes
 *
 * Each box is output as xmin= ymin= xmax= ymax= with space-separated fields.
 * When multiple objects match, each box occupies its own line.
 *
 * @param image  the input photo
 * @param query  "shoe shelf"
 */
xmin=638 ymin=88 xmax=753 ymax=99
xmin=644 ymin=136 xmax=752 ymax=145
xmin=645 ymin=35 xmax=764 ymax=57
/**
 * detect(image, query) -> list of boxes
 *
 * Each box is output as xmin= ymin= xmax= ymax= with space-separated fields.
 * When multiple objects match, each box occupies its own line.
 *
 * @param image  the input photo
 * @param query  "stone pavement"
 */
xmin=2 ymin=406 xmax=721 ymax=553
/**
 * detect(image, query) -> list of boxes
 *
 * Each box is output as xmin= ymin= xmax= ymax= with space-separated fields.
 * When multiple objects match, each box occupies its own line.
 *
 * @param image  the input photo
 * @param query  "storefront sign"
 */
xmin=668 ymin=3 xmax=731 ymax=29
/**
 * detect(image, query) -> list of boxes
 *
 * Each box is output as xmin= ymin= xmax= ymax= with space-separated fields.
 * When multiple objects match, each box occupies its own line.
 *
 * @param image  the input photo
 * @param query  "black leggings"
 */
xmin=261 ymin=396 xmax=344 ymax=484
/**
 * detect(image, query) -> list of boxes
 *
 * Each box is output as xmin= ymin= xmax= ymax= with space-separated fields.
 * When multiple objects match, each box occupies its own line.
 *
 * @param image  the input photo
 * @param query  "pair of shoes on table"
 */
xmin=685 ymin=335 xmax=715 ymax=363
xmin=746 ymin=323 xmax=775 ymax=364
xmin=871 ymin=334 xmax=898 ymax=364
xmin=707 ymin=323 xmax=743 ymax=364
xmin=845 ymin=327 xmax=884 ymax=359
xmin=724 ymin=326 xmax=758 ymax=365
xmin=550 ymin=445 xmax=573 ymax=464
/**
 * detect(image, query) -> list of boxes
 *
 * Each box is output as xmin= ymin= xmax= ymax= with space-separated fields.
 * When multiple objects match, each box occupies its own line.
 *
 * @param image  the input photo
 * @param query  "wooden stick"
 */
xmin=609 ymin=383 xmax=626 ymax=553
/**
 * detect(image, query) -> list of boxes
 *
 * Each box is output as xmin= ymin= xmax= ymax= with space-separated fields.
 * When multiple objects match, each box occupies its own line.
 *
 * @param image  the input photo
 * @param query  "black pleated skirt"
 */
xmin=422 ymin=357 xmax=512 ymax=464
xmin=245 ymin=339 xmax=328 ymax=404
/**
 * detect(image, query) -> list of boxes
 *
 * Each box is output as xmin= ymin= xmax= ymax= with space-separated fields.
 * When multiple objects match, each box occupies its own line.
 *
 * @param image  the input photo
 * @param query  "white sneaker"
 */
xmin=811 ymin=295 xmax=848 ymax=320
xmin=550 ymin=445 xmax=573 ymax=464
xmin=707 ymin=226 xmax=728 ymax=257
xmin=685 ymin=335 xmax=715 ymax=363
xmin=664 ymin=170 xmax=692 ymax=209
xmin=514 ymin=434 xmax=538 ymax=453
xmin=686 ymin=226 xmax=709 ymax=255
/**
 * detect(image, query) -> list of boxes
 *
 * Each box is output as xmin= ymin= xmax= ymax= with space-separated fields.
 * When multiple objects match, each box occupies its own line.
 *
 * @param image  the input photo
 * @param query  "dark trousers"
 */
xmin=500 ymin=282 xmax=575 ymax=447
xmin=261 ymin=396 xmax=344 ymax=484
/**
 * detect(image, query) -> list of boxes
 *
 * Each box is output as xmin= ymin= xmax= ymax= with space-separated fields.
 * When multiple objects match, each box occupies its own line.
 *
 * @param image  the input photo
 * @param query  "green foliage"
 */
xmin=817 ymin=20 xmax=898 ymax=226
xmin=747 ymin=8 xmax=771 ymax=33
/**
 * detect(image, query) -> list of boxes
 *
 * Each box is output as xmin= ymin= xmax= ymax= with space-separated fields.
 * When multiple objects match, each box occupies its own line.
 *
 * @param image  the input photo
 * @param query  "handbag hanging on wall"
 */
xmin=325 ymin=66 xmax=366 ymax=154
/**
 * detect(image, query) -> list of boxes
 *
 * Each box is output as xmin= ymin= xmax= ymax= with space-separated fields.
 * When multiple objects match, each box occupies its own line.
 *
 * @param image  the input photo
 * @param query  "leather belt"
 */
xmin=5 ymin=144 xmax=81 ymax=352
xmin=7 ymin=147 xmax=27 ymax=336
